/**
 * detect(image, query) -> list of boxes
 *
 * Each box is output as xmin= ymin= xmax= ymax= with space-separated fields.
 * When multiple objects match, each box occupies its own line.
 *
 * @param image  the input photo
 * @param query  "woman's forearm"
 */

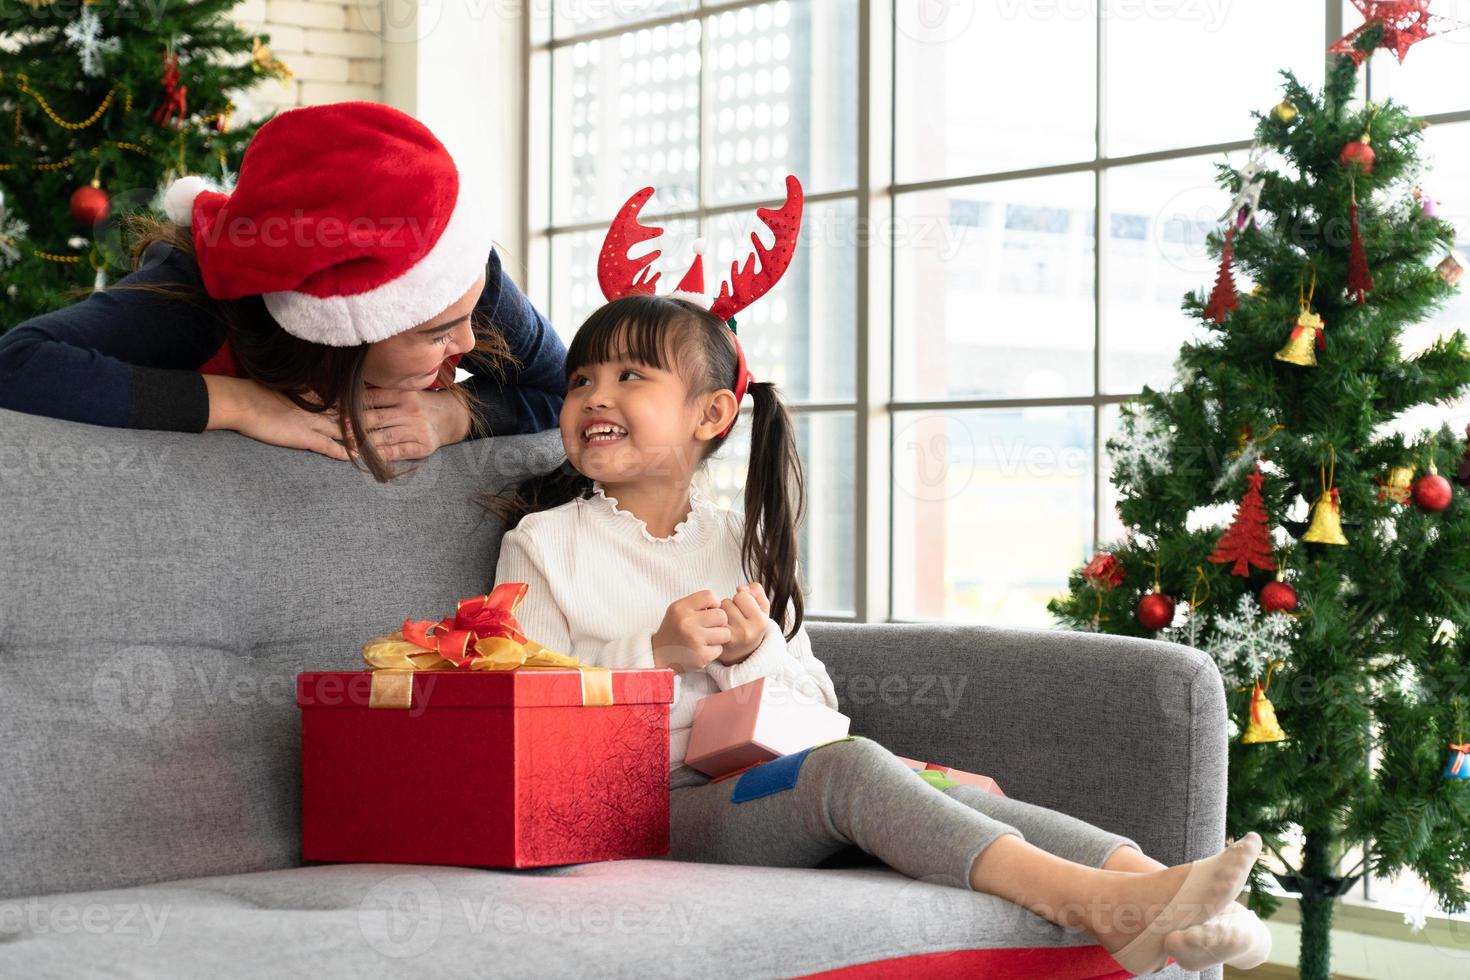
xmin=203 ymin=374 xmax=252 ymax=431
xmin=426 ymin=390 xmax=473 ymax=445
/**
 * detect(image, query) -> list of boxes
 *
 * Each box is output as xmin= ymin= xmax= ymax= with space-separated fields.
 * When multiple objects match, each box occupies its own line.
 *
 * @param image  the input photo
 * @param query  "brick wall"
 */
xmin=231 ymin=0 xmax=385 ymax=119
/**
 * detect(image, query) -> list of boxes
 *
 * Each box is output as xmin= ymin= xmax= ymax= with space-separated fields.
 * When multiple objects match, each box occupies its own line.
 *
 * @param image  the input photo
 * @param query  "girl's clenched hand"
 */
xmin=716 ymin=583 xmax=771 ymax=665
xmin=651 ymin=590 xmax=732 ymax=673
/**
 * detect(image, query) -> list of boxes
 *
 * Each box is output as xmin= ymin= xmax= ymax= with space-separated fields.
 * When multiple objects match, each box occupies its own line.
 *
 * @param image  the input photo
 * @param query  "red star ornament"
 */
xmin=1330 ymin=1 xmax=1465 ymax=65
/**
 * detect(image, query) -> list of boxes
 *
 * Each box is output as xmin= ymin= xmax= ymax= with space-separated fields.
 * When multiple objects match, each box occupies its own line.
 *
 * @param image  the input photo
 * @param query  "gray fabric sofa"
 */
xmin=0 ymin=407 xmax=1227 ymax=979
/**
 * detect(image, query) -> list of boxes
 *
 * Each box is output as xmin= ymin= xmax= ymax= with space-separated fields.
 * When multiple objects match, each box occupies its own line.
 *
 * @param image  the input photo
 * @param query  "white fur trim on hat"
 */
xmin=260 ymin=172 xmax=496 ymax=347
xmin=667 ymin=291 xmax=710 ymax=306
xmin=163 ymin=175 xmax=217 ymax=227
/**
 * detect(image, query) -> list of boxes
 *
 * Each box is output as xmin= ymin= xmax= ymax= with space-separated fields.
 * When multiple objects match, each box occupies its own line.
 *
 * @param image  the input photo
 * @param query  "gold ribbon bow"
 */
xmin=360 ymin=583 xmax=613 ymax=709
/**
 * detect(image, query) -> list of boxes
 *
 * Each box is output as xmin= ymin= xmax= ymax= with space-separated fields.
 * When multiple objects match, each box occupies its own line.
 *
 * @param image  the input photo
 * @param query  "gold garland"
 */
xmin=3 ymin=73 xmax=117 ymax=131
xmin=0 ymin=157 xmax=77 ymax=172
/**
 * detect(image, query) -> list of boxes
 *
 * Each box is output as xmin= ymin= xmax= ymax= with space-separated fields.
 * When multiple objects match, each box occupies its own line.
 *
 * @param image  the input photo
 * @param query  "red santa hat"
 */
xmin=162 ymin=101 xmax=494 ymax=348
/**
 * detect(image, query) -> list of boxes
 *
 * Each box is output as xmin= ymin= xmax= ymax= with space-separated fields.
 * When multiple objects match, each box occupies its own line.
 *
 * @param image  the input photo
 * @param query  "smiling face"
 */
xmin=562 ymin=349 xmax=699 ymax=484
xmin=361 ymin=274 xmax=484 ymax=389
xmin=560 ymin=315 xmax=737 ymax=486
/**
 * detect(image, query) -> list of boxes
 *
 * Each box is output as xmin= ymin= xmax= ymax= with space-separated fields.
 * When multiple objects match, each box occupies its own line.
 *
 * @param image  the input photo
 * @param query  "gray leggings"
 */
xmin=662 ymin=736 xmax=1139 ymax=891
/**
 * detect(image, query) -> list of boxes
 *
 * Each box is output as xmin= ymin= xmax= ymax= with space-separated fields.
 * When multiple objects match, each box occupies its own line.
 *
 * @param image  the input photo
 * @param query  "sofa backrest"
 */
xmin=0 ymin=408 xmax=565 ymax=900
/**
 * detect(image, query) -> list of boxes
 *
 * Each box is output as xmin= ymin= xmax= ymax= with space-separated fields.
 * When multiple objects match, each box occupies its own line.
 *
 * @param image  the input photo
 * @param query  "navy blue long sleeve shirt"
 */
xmin=0 ymin=242 xmax=567 ymax=437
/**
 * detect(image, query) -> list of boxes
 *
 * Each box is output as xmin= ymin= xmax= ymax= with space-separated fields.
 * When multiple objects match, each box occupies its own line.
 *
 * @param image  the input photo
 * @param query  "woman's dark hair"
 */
xmin=480 ymin=293 xmax=807 ymax=640
xmin=106 ymin=214 xmax=514 ymax=482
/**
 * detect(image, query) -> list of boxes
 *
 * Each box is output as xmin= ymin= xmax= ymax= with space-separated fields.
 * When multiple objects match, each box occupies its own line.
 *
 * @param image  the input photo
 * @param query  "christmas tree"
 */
xmin=0 ymin=0 xmax=292 ymax=330
xmin=1047 ymin=20 xmax=1470 ymax=980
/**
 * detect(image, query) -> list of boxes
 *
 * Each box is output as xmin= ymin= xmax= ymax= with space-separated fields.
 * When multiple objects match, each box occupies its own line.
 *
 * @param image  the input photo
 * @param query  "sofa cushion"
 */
xmin=0 ymin=861 xmax=1165 ymax=978
xmin=0 ymin=411 xmax=565 ymax=900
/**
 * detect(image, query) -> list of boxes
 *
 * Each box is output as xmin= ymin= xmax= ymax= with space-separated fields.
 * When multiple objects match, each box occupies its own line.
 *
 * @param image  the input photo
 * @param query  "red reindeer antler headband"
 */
xmin=597 ymin=174 xmax=804 ymax=438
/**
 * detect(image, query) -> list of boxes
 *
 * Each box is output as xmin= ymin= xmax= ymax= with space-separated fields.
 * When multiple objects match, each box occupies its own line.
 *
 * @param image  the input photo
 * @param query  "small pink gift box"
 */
xmin=686 ymin=675 xmax=851 ymax=777
xmin=895 ymin=756 xmax=1007 ymax=796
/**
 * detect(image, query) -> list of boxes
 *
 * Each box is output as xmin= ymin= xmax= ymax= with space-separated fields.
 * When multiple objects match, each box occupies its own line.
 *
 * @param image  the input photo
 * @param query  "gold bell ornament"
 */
xmin=1275 ymin=265 xmax=1326 ymax=367
xmin=1378 ymin=464 xmax=1415 ymax=505
xmin=1302 ymin=446 xmax=1349 ymax=545
xmin=1242 ymin=661 xmax=1288 ymax=744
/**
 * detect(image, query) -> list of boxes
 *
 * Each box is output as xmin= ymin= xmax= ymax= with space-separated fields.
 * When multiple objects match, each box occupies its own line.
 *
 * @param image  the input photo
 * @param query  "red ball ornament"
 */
xmin=1137 ymin=592 xmax=1176 ymax=631
xmin=69 ymin=181 xmax=110 ymax=227
xmin=1339 ymin=136 xmax=1376 ymax=175
xmin=1259 ymin=580 xmax=1298 ymax=614
xmin=1413 ymin=471 xmax=1453 ymax=512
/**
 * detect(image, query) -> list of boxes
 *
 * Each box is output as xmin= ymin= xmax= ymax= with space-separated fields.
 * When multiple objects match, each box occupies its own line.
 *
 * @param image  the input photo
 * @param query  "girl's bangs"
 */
xmin=565 ymin=298 xmax=681 ymax=378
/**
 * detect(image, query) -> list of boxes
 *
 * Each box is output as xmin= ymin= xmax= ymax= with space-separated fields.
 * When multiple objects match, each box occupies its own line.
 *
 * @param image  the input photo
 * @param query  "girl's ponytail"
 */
xmin=741 ymin=379 xmax=805 ymax=641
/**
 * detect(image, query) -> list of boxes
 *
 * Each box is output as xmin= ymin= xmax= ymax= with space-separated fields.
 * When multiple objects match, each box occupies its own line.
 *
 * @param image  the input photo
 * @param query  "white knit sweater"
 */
xmin=492 ymin=479 xmax=840 ymax=787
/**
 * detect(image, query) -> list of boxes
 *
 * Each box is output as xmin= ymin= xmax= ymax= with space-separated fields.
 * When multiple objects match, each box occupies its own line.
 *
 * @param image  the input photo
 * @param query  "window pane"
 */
xmin=1098 ymin=402 xmax=1126 ymax=548
xmin=895 ymin=2 xmax=1095 ymax=181
xmin=894 ymin=174 xmax=1096 ymax=401
xmin=706 ymin=411 xmax=855 ymax=615
xmin=551 ymin=22 xmax=702 ymax=225
xmin=1106 ymin=0 xmax=1324 ymax=156
xmin=1103 ymin=151 xmax=1253 ymax=395
xmin=549 ymin=0 xmax=696 ymax=41
xmin=549 ymin=219 xmax=699 ymax=342
xmin=892 ymin=408 xmax=1095 ymax=626
xmin=524 ymin=235 xmax=550 ymax=326
xmin=705 ymin=0 xmax=857 ymax=205
xmin=705 ymin=196 xmax=856 ymax=403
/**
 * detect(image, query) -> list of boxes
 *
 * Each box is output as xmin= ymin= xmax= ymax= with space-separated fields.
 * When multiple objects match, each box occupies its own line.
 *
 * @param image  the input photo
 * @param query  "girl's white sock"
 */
xmin=1162 ymin=900 xmax=1272 ymax=970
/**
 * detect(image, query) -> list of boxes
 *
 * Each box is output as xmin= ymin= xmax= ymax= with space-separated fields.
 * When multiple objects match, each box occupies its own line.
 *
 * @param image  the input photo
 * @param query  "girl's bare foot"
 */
xmin=1090 ymin=832 xmax=1262 ymax=974
xmin=1164 ymin=901 xmax=1272 ymax=970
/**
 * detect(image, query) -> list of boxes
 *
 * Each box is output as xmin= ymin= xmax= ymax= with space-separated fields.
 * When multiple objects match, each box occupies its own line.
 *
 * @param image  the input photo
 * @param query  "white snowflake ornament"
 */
xmin=0 ymin=197 xmax=27 ymax=271
xmin=1160 ymin=601 xmax=1208 ymax=650
xmin=1204 ymin=593 xmax=1299 ymax=685
xmin=64 ymin=6 xmax=121 ymax=78
xmin=1112 ymin=409 xmax=1175 ymax=488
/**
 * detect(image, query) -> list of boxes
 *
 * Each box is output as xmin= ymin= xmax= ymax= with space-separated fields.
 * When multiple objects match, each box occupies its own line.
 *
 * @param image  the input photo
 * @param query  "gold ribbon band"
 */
xmin=365 ymin=663 xmax=614 ymax=710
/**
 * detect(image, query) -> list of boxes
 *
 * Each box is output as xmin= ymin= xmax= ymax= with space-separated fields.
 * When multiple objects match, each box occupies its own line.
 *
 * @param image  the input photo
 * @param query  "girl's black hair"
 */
xmin=479 ymin=293 xmax=807 ymax=640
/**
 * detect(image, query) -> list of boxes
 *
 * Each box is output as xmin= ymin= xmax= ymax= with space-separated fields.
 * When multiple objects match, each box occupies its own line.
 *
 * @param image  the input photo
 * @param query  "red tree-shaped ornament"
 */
xmin=1346 ymin=179 xmax=1373 ymax=304
xmin=1209 ymin=461 xmax=1278 ymax=576
xmin=1203 ymin=224 xmax=1241 ymax=324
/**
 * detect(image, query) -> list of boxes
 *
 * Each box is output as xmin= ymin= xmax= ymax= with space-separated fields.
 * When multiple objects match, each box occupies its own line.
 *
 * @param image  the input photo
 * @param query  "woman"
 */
xmin=0 ymin=101 xmax=565 ymax=481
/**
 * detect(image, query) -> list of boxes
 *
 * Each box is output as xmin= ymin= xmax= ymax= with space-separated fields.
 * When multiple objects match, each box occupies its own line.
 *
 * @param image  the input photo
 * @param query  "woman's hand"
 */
xmin=204 ymin=375 xmax=352 ymax=461
xmin=206 ymin=375 xmax=473 ymax=463
xmin=715 ymin=583 xmax=772 ymax=666
xmin=330 ymin=389 xmax=472 ymax=462
xmin=652 ymin=590 xmax=732 ymax=673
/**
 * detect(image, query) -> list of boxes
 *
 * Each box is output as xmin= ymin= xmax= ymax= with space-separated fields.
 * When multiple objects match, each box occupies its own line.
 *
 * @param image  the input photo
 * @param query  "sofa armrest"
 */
xmin=805 ymin=622 xmax=1227 ymax=868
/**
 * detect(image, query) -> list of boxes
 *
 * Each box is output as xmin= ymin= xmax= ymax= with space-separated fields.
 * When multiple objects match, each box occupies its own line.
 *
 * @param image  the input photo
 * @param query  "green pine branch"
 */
xmin=2 ymin=0 xmax=279 ymax=327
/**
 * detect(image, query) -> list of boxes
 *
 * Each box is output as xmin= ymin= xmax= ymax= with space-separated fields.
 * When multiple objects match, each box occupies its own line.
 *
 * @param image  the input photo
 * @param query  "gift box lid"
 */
xmin=297 ymin=667 xmax=675 ymax=709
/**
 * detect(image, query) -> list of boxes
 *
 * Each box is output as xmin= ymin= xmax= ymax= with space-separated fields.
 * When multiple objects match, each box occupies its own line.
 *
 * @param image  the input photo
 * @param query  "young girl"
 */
xmin=487 ymin=179 xmax=1272 ymax=976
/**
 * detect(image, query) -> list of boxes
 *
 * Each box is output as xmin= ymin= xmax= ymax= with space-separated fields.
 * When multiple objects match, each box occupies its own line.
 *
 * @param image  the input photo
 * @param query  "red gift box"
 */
xmin=895 ymin=756 xmax=1007 ymax=796
xmin=297 ymin=666 xmax=675 ymax=868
